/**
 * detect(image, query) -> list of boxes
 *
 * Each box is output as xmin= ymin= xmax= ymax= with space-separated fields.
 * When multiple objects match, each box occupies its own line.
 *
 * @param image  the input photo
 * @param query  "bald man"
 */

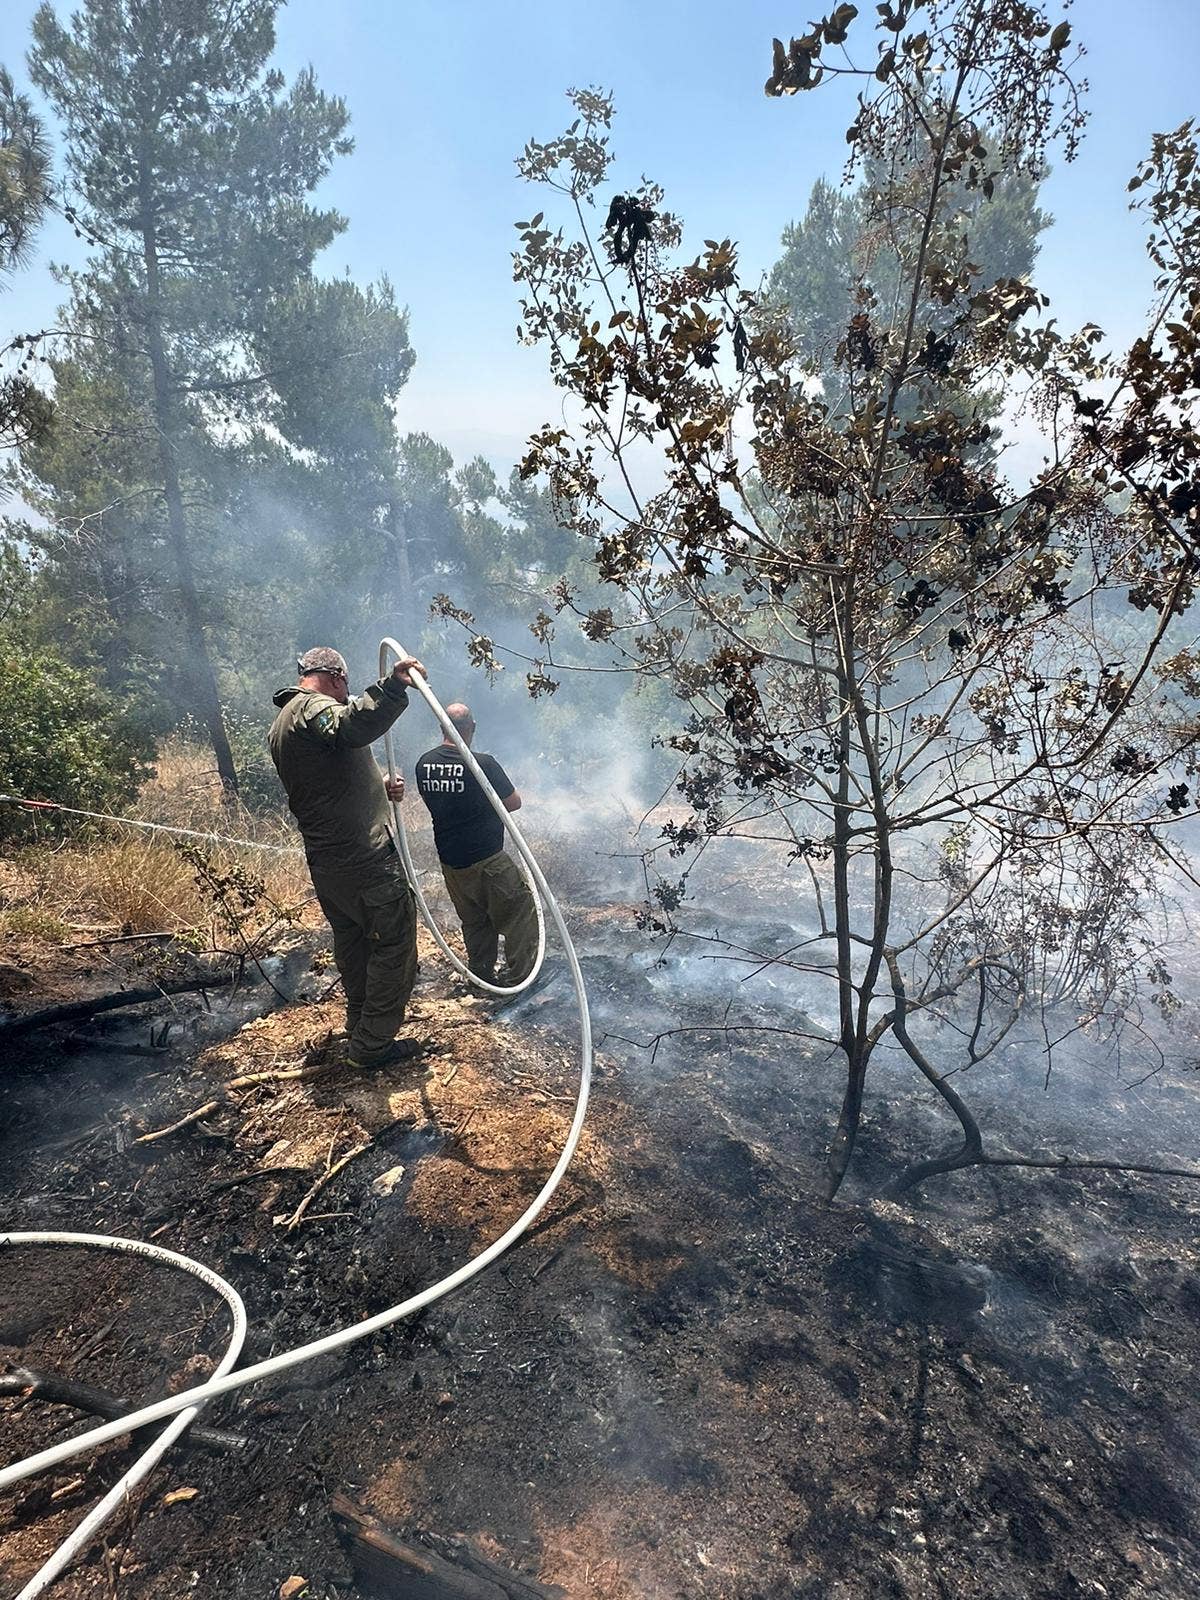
xmin=414 ymin=703 xmax=538 ymax=989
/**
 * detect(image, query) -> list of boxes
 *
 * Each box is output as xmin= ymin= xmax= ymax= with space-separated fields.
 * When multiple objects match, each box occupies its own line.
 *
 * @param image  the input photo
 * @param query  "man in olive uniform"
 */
xmin=269 ymin=646 xmax=423 ymax=1068
xmin=415 ymin=703 xmax=538 ymax=989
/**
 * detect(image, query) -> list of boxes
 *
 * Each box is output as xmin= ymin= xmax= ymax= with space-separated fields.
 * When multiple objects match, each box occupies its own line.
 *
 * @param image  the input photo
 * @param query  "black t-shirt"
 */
xmin=415 ymin=746 xmax=515 ymax=869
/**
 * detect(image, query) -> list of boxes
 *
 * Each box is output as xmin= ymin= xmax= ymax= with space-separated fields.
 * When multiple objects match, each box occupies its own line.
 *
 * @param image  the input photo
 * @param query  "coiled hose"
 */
xmin=0 ymin=644 xmax=592 ymax=1595
xmin=1 ymin=1234 xmax=247 ymax=1600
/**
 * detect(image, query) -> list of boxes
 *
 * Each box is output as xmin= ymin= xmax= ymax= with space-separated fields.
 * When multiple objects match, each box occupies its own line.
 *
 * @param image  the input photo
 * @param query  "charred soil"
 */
xmin=2 ymin=903 xmax=1199 ymax=1599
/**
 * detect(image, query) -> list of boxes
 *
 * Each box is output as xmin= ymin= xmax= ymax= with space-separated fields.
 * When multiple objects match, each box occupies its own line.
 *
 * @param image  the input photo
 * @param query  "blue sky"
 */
xmin=2 ymin=0 xmax=1198 ymax=474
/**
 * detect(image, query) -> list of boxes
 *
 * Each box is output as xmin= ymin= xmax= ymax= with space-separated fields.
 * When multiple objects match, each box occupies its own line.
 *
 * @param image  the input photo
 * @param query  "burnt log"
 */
xmin=0 ymin=964 xmax=246 ymax=1037
xmin=0 ymin=1364 xmax=248 ymax=1454
xmin=329 ymin=1494 xmax=561 ymax=1600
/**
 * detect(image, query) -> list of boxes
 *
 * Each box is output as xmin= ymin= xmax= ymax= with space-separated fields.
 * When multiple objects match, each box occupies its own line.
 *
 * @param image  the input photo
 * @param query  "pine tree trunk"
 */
xmin=387 ymin=493 xmax=419 ymax=651
xmin=138 ymin=195 xmax=239 ymax=799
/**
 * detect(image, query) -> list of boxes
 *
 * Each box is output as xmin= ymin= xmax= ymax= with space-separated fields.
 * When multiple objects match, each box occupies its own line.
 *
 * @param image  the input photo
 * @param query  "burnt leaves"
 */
xmin=764 ymin=7 xmax=861 ymax=97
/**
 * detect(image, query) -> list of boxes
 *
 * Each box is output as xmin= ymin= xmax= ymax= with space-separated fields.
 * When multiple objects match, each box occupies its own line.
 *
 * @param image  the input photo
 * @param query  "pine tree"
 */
xmin=27 ymin=0 xmax=360 ymax=795
xmin=0 ymin=66 xmax=53 ymax=449
xmin=768 ymin=122 xmax=1051 ymax=445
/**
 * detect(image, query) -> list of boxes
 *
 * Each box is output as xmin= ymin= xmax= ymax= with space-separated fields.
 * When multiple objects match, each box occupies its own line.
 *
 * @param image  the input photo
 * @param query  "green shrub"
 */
xmin=223 ymin=708 xmax=286 ymax=814
xmin=0 ymin=906 xmax=70 ymax=943
xmin=0 ymin=647 xmax=155 ymax=839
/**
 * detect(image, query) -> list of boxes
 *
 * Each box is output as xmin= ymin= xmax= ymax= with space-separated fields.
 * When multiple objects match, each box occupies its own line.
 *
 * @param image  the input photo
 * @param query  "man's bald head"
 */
xmin=444 ymin=702 xmax=476 ymax=746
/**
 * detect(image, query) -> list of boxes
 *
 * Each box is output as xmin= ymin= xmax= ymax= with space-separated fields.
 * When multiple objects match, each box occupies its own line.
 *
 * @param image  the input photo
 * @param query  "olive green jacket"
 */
xmin=268 ymin=677 xmax=408 ymax=873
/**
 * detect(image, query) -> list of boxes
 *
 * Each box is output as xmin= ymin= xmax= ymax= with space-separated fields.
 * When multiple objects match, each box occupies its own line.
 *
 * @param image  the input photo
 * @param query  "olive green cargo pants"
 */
xmin=309 ymin=854 xmax=418 ymax=1061
xmin=441 ymin=849 xmax=538 ymax=987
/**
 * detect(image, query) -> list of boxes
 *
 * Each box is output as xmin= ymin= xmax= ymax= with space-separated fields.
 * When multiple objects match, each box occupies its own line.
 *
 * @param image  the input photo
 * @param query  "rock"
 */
xmin=279 ymin=1579 xmax=309 ymax=1600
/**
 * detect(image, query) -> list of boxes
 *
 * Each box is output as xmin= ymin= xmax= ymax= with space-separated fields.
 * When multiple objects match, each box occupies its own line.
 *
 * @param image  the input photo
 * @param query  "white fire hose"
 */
xmin=0 ymin=642 xmax=593 ymax=1597
xmin=1 ymin=1235 xmax=247 ymax=1600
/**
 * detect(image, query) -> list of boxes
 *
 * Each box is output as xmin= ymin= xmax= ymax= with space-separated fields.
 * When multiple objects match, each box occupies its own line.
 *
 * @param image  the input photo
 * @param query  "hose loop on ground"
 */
xmin=0 ymin=1233 xmax=247 ymax=1600
xmin=379 ymin=637 xmax=547 ymax=997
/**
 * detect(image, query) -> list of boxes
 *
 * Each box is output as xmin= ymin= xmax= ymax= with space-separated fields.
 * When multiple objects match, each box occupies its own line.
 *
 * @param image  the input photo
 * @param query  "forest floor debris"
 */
xmin=2 ymin=895 xmax=1199 ymax=1598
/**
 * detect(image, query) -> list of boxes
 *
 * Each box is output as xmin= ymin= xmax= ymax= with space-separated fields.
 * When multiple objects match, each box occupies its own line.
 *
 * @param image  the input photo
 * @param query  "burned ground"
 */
xmin=1 ymin=899 xmax=1199 ymax=1599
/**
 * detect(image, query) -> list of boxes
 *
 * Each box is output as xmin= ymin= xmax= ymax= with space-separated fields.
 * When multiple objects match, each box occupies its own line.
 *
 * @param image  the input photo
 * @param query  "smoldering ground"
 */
xmin=5 ymin=603 xmax=1200 ymax=1597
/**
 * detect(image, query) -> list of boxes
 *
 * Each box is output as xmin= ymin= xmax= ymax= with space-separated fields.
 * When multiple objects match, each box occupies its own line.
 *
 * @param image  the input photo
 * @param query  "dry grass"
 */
xmin=69 ymin=835 xmax=287 ymax=938
xmin=0 ymin=738 xmax=609 ymax=950
xmin=0 ymin=738 xmax=311 ymax=946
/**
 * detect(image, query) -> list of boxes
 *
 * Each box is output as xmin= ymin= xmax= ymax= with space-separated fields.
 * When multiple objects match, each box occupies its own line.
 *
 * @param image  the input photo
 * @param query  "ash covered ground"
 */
xmin=2 ymin=818 xmax=1199 ymax=1599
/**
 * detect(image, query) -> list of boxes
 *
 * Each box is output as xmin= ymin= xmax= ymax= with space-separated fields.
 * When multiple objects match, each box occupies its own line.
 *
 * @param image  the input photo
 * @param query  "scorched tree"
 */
xmin=491 ymin=1 xmax=1200 ymax=1197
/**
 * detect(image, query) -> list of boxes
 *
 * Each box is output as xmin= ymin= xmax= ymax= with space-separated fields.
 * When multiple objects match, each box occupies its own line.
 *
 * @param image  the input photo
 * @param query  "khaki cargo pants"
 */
xmin=441 ymin=849 xmax=538 ymax=986
xmin=309 ymin=854 xmax=417 ymax=1060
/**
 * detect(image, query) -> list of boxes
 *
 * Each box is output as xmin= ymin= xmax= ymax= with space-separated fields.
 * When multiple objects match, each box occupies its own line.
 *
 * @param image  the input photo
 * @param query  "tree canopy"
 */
xmin=0 ymin=66 xmax=53 ymax=450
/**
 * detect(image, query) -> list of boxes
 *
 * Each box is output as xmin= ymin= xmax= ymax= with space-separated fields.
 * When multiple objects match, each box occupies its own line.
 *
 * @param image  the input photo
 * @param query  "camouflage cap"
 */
xmin=297 ymin=646 xmax=348 ymax=678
